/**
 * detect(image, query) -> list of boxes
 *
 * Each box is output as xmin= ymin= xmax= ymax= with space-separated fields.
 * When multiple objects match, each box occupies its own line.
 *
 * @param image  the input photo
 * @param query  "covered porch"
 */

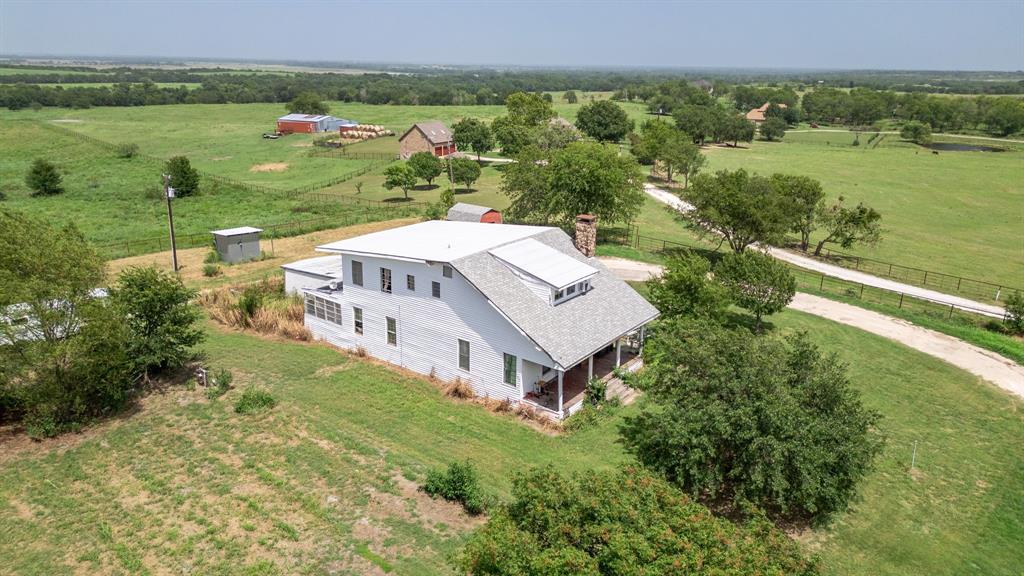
xmin=521 ymin=328 xmax=645 ymax=419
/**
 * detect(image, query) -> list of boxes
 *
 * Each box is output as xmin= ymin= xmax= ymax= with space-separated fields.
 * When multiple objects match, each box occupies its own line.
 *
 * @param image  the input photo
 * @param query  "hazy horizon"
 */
xmin=2 ymin=0 xmax=1022 ymax=72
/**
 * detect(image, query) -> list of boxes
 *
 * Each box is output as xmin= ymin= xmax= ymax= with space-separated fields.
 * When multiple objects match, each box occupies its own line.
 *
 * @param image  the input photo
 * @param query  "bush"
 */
xmin=237 ymin=286 xmax=264 ymax=321
xmin=621 ymin=320 xmax=883 ymax=522
xmin=164 ymin=156 xmax=199 ymax=197
xmin=25 ymin=158 xmax=63 ymax=196
xmin=205 ymin=368 xmax=233 ymax=399
xmin=234 ymin=388 xmax=276 ymax=414
xmin=459 ymin=467 xmax=817 ymax=575
xmin=1004 ymin=291 xmax=1024 ymax=335
xmin=204 ymin=250 xmax=220 ymax=264
xmin=584 ymin=377 xmax=607 ymax=406
xmin=116 ymin=143 xmax=140 ymax=159
xmin=202 ymin=263 xmax=222 ymax=277
xmin=423 ymin=460 xmax=487 ymax=515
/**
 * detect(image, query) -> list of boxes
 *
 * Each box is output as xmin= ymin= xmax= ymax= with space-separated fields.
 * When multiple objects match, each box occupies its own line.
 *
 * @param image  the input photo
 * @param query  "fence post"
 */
xmin=957 ymin=277 xmax=962 ymax=291
xmin=859 ymin=284 xmax=864 ymax=299
xmin=888 ymin=263 xmax=893 ymax=276
xmin=819 ymin=275 xmax=825 ymax=290
xmin=898 ymin=293 xmax=904 ymax=309
xmin=923 ymin=270 xmax=928 ymax=285
xmin=948 ymin=304 xmax=954 ymax=319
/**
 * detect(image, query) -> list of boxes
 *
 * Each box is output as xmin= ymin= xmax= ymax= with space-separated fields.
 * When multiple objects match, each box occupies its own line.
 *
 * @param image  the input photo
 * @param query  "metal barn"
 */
xmin=211 ymin=227 xmax=263 ymax=263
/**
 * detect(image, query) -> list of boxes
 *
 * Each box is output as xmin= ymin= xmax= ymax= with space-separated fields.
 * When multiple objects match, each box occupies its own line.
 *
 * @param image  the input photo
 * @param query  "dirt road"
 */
xmin=599 ymin=256 xmax=1024 ymax=399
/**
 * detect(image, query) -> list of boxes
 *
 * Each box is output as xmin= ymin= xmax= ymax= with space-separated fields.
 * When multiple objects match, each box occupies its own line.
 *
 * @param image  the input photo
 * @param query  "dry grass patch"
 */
xmin=249 ymin=162 xmax=289 ymax=172
xmin=198 ymin=277 xmax=311 ymax=341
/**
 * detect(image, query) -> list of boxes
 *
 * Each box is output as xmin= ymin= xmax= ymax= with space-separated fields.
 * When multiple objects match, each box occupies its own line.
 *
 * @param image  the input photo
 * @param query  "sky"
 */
xmin=1 ymin=0 xmax=1022 ymax=71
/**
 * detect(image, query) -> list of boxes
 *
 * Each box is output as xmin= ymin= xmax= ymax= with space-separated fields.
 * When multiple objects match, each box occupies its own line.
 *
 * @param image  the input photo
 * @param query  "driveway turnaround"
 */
xmin=599 ymin=256 xmax=1024 ymax=399
xmin=641 ymin=183 xmax=1006 ymax=318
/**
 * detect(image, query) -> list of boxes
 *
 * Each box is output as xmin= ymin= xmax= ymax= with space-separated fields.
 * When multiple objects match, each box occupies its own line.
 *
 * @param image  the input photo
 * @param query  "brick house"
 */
xmin=745 ymin=102 xmax=787 ymax=124
xmin=399 ymin=121 xmax=457 ymax=159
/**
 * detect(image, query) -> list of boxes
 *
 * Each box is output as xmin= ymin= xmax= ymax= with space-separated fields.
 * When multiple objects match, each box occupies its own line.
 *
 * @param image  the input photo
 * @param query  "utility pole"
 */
xmin=163 ymin=173 xmax=179 ymax=272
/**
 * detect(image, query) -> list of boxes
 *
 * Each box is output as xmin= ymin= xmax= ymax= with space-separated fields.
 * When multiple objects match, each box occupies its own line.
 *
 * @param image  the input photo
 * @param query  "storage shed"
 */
xmin=276 ymin=114 xmax=355 ymax=134
xmin=281 ymin=255 xmax=344 ymax=295
xmin=447 ymin=202 xmax=503 ymax=224
xmin=211 ymin=227 xmax=263 ymax=263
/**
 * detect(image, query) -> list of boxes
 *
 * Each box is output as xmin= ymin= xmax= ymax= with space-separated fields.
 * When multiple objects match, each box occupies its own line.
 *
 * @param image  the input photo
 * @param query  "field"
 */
xmin=0 ymin=305 xmax=1020 ymax=575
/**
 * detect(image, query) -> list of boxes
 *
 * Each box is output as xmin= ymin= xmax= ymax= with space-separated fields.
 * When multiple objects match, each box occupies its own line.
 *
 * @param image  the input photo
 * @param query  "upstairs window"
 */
xmin=432 ymin=281 xmax=441 ymax=298
xmin=351 ymin=260 xmax=363 ymax=286
xmin=380 ymin=268 xmax=392 ymax=294
xmin=442 ymin=265 xmax=453 ymax=278
xmin=458 ymin=339 xmax=470 ymax=371
xmin=386 ymin=317 xmax=397 ymax=346
xmin=407 ymin=274 xmax=416 ymax=291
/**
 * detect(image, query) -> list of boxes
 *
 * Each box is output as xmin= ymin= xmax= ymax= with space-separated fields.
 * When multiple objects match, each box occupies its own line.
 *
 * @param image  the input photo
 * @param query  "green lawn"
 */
xmin=0 ymin=121 xmax=396 ymax=249
xmin=1 ymin=309 xmax=1021 ymax=575
xmin=696 ymin=131 xmax=1024 ymax=288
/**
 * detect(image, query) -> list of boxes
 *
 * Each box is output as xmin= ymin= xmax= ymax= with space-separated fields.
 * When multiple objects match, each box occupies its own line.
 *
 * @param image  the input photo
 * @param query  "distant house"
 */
xmin=276 ymin=114 xmax=356 ymax=134
xmin=399 ymin=121 xmax=456 ymax=159
xmin=447 ymin=202 xmax=502 ymax=224
xmin=746 ymin=102 xmax=787 ymax=124
xmin=284 ymin=218 xmax=658 ymax=419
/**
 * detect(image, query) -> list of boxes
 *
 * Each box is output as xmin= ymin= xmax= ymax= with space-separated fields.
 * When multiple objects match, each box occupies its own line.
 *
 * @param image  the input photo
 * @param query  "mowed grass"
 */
xmin=0 ymin=121 xmax=386 ymax=247
xmin=1 ymin=308 xmax=1021 ymax=575
xmin=699 ymin=131 xmax=1024 ymax=288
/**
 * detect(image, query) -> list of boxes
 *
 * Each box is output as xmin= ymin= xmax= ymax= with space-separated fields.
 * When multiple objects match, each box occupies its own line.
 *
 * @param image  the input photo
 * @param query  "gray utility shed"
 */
xmin=211 ymin=227 xmax=263 ymax=263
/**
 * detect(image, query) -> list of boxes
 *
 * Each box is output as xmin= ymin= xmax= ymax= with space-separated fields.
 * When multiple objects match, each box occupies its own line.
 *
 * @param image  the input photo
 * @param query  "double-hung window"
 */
xmin=458 ymin=339 xmax=470 ymax=371
xmin=353 ymin=307 xmax=363 ymax=335
xmin=432 ymin=281 xmax=441 ymax=298
xmin=386 ymin=317 xmax=397 ymax=346
xmin=380 ymin=268 xmax=392 ymax=294
xmin=351 ymin=260 xmax=363 ymax=286
xmin=503 ymin=353 xmax=517 ymax=386
xmin=407 ymin=274 xmax=415 ymax=291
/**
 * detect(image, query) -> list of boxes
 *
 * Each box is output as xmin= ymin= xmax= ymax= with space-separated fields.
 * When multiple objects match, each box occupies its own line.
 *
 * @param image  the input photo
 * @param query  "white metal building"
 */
xmin=288 ymin=220 xmax=659 ymax=419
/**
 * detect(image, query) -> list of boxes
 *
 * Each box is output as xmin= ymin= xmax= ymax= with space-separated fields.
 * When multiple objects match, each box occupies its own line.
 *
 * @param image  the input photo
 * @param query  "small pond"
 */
xmin=924 ymin=142 xmax=1006 ymax=152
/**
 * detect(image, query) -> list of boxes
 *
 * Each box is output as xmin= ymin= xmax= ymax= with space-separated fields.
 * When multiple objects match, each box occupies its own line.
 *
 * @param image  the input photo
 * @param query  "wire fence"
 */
xmin=95 ymin=203 xmax=424 ymax=260
xmin=597 ymin=227 xmax=1007 ymax=321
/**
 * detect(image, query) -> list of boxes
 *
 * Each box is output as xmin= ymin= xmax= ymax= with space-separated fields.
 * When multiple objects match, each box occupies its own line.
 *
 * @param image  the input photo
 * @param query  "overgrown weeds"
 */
xmin=234 ymin=387 xmax=276 ymax=414
xmin=197 ymin=277 xmax=311 ymax=341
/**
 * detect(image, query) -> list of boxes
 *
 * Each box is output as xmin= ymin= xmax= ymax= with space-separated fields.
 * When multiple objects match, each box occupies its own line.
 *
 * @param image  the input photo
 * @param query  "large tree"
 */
xmin=760 ymin=117 xmax=787 ymax=141
xmin=717 ymin=114 xmax=756 ymax=147
xmin=684 ymin=169 xmax=795 ymax=253
xmin=448 ymin=157 xmax=481 ymax=191
xmin=382 ymin=163 xmax=418 ymax=199
xmin=620 ymin=321 xmax=883 ymax=522
xmin=503 ymin=142 xmax=644 ymax=225
xmin=165 ymin=156 xmax=199 ymax=198
xmin=504 ymin=91 xmax=555 ymax=126
xmin=575 ymin=100 xmax=634 ymax=142
xmin=452 ymin=117 xmax=495 ymax=161
xmin=407 ymin=151 xmax=444 ymax=187
xmin=459 ymin=467 xmax=817 ymax=575
xmin=899 ymin=120 xmax=933 ymax=145
xmin=632 ymin=120 xmax=703 ymax=185
xmin=672 ymin=104 xmax=724 ymax=145
xmin=813 ymin=196 xmax=883 ymax=256
xmin=648 ymin=252 xmax=731 ymax=321
xmin=714 ymin=251 xmax=796 ymax=328
xmin=772 ymin=174 xmax=825 ymax=252
xmin=287 ymin=91 xmax=329 ymax=115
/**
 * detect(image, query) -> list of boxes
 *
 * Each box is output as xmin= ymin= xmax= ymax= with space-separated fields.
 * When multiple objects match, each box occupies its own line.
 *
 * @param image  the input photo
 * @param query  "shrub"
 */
xmin=205 ymin=368 xmax=233 ymax=399
xmin=204 ymin=250 xmax=220 ymax=264
xmin=116 ymin=143 xmax=140 ymax=159
xmin=562 ymin=403 xmax=618 ymax=433
xmin=202 ymin=263 xmax=221 ymax=277
xmin=1004 ymin=291 xmax=1024 ymax=335
xmin=25 ymin=158 xmax=64 ymax=196
xmin=459 ymin=467 xmax=817 ymax=575
xmin=237 ymin=286 xmax=264 ymax=322
xmin=584 ymin=377 xmax=607 ymax=406
xmin=234 ymin=388 xmax=276 ymax=414
xmin=423 ymin=460 xmax=487 ymax=515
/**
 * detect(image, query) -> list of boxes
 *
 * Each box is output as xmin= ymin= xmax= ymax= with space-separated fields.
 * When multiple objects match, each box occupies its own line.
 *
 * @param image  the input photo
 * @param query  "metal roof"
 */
xmin=446 ymin=202 xmax=497 ymax=222
xmin=315 ymin=220 xmax=548 ymax=262
xmin=490 ymin=238 xmax=598 ymax=290
xmin=278 ymin=114 xmax=333 ymax=122
xmin=280 ymin=255 xmax=344 ymax=279
xmin=454 ymin=229 xmax=659 ymax=369
xmin=211 ymin=226 xmax=263 ymax=237
xmin=400 ymin=121 xmax=453 ymax=145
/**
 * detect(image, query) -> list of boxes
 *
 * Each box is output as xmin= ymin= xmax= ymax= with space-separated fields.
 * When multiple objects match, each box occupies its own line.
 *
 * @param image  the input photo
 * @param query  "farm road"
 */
xmin=642 ymin=183 xmax=1006 ymax=318
xmin=785 ymin=129 xmax=1024 ymax=144
xmin=598 ymin=256 xmax=1024 ymax=399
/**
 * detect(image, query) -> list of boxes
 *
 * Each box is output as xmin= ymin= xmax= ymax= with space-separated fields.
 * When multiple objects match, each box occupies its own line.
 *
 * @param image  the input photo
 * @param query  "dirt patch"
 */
xmin=290 ymin=142 xmax=313 ymax=148
xmin=210 ymin=156 xmax=232 ymax=161
xmin=249 ymin=162 xmax=289 ymax=172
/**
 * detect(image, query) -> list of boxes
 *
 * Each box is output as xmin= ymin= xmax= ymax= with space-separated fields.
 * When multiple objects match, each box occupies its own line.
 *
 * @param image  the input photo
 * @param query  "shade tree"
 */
xmin=714 ymin=251 xmax=796 ymax=328
xmin=575 ymin=100 xmax=634 ymax=142
xmin=452 ymin=117 xmax=495 ymax=161
xmin=813 ymin=196 xmax=883 ymax=256
xmin=407 ymin=151 xmax=444 ymax=187
xmin=382 ymin=163 xmax=418 ymax=199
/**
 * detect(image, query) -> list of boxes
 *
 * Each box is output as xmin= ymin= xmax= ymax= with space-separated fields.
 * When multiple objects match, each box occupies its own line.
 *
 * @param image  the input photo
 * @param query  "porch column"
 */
xmin=557 ymin=369 xmax=564 ymax=417
xmin=615 ymin=338 xmax=621 ymax=367
xmin=639 ymin=326 xmax=646 ymax=353
xmin=587 ymin=355 xmax=594 ymax=380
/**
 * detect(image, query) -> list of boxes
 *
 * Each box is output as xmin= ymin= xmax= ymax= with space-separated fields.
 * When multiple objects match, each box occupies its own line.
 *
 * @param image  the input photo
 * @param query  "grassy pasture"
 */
xmin=0 ymin=306 xmax=1020 ymax=575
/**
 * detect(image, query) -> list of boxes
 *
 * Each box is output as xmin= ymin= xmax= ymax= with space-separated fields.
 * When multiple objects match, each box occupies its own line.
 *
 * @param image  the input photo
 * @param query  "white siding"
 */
xmin=500 ymin=263 xmax=552 ymax=303
xmin=284 ymin=271 xmax=332 ymax=296
xmin=305 ymin=254 xmax=553 ymax=402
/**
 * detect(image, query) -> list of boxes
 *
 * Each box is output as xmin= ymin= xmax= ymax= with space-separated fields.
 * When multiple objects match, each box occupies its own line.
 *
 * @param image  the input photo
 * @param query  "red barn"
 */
xmin=446 ymin=202 xmax=502 ymax=224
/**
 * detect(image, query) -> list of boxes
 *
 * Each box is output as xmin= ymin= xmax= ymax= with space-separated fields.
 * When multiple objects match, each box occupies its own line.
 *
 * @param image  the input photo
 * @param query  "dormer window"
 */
xmin=553 ymin=279 xmax=592 ymax=305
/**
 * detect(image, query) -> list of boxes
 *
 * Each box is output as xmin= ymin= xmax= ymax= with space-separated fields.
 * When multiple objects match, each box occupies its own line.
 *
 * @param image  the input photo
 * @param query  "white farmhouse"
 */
xmin=282 ymin=217 xmax=659 ymax=419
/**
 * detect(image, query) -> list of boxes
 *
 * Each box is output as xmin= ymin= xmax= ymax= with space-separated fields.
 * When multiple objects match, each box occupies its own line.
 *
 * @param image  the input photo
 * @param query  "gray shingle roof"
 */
xmin=402 ymin=121 xmax=453 ymax=145
xmin=452 ymin=229 xmax=659 ymax=369
xmin=447 ymin=202 xmax=497 ymax=222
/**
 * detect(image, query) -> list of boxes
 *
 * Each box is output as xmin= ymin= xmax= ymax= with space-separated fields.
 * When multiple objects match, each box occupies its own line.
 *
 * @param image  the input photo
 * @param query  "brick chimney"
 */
xmin=574 ymin=214 xmax=597 ymax=257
